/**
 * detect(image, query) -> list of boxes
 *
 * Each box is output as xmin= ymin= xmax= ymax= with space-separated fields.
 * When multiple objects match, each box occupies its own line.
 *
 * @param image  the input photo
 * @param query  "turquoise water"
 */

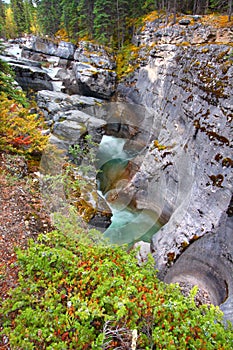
xmin=96 ymin=135 xmax=161 ymax=245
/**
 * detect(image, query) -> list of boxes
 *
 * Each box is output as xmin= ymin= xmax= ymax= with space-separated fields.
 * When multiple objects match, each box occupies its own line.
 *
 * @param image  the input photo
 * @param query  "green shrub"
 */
xmin=0 ymin=49 xmax=27 ymax=106
xmin=1 ymin=212 xmax=232 ymax=349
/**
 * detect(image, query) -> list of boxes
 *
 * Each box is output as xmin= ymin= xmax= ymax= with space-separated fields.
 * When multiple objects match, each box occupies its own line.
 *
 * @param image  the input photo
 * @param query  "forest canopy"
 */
xmin=0 ymin=1 xmax=232 ymax=46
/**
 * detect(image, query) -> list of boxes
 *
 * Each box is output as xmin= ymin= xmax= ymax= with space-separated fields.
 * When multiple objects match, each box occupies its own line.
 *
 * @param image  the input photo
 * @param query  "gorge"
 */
xmin=2 ymin=17 xmax=233 ymax=324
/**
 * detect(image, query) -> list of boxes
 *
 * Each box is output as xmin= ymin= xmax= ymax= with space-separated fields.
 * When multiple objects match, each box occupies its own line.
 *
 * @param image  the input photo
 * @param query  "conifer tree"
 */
xmin=0 ymin=0 xmax=5 ymax=37
xmin=61 ymin=0 xmax=79 ymax=40
xmin=10 ymin=0 xmax=27 ymax=35
xmin=77 ymin=0 xmax=95 ymax=39
xmin=23 ymin=0 xmax=35 ymax=33
xmin=36 ymin=0 xmax=62 ymax=36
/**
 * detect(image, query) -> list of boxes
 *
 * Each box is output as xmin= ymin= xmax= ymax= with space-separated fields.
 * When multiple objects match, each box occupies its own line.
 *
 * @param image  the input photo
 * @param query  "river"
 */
xmin=96 ymin=135 xmax=161 ymax=245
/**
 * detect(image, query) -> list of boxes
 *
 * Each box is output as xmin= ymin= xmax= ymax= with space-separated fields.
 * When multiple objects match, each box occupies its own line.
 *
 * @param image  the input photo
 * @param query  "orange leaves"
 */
xmin=68 ymin=305 xmax=75 ymax=316
xmin=9 ymin=103 xmax=19 ymax=112
xmin=0 ymin=92 xmax=48 ymax=156
xmin=201 ymin=14 xmax=233 ymax=28
xmin=61 ymin=331 xmax=69 ymax=341
xmin=11 ymin=135 xmax=31 ymax=148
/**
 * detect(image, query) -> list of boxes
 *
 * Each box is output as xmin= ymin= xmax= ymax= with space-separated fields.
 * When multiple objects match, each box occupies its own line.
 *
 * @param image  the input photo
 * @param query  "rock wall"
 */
xmin=21 ymin=38 xmax=116 ymax=99
xmin=117 ymin=23 xmax=233 ymax=321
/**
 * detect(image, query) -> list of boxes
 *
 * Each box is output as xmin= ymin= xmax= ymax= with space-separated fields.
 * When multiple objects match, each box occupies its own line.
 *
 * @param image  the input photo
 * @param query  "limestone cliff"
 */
xmin=117 ymin=21 xmax=233 ymax=321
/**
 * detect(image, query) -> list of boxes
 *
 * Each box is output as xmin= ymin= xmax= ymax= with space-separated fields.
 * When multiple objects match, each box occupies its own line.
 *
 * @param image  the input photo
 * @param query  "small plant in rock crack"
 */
xmin=40 ymin=135 xmax=100 ymax=221
xmin=68 ymin=134 xmax=99 ymax=178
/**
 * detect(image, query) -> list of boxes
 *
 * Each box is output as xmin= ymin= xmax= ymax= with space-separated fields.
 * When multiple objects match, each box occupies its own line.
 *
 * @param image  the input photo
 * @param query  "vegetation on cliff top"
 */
xmin=0 ymin=1 xmax=232 ymax=47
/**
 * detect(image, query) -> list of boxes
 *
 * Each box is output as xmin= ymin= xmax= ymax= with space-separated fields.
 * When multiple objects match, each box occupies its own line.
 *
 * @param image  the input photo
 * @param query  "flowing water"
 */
xmin=96 ymin=135 xmax=161 ymax=245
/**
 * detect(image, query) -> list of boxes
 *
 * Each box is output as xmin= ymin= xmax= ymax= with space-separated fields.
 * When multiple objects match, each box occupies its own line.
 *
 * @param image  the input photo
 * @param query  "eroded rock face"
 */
xmin=164 ymin=215 xmax=233 ymax=317
xmin=37 ymin=90 xmax=111 ymax=229
xmin=24 ymin=37 xmax=76 ymax=60
xmin=36 ymin=90 xmax=106 ymax=148
xmin=0 ymin=55 xmax=53 ymax=92
xmin=134 ymin=22 xmax=233 ymax=46
xmin=21 ymin=38 xmax=116 ymax=99
xmin=117 ymin=25 xmax=233 ymax=322
xmin=70 ymin=61 xmax=116 ymax=99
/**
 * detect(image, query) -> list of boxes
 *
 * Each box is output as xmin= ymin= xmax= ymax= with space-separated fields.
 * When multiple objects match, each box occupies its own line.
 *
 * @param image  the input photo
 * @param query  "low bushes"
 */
xmin=1 ymin=211 xmax=232 ymax=349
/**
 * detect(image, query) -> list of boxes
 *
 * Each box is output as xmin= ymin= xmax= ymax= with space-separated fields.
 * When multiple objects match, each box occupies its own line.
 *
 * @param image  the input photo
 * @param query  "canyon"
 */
xmin=2 ymin=18 xmax=233 ymax=323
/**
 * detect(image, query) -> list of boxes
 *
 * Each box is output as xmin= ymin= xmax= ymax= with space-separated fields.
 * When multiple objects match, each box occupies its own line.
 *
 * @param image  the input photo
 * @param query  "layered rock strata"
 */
xmin=117 ymin=23 xmax=233 ymax=322
xmin=21 ymin=38 xmax=116 ymax=99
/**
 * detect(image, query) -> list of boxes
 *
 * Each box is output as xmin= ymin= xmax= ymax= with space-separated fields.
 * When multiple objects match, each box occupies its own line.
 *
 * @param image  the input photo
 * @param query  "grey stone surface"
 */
xmin=74 ymin=41 xmax=116 ymax=69
xmin=9 ymin=61 xmax=53 ymax=92
xmin=117 ymin=28 xmax=233 ymax=322
xmin=21 ymin=38 xmax=117 ymax=99
xmin=31 ymin=37 xmax=75 ymax=59
xmin=37 ymin=90 xmax=104 ymax=120
xmin=133 ymin=22 xmax=233 ymax=46
xmin=70 ymin=61 xmax=116 ymax=99
xmin=178 ymin=19 xmax=191 ymax=25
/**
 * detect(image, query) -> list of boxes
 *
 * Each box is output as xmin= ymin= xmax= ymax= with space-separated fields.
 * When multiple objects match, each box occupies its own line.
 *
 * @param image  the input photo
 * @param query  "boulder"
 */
xmin=37 ymin=90 xmax=104 ymax=121
xmin=9 ymin=60 xmax=53 ymax=92
xmin=71 ymin=62 xmax=116 ymax=99
xmin=31 ymin=37 xmax=75 ymax=59
xmin=74 ymin=41 xmax=116 ymax=70
xmin=20 ymin=37 xmax=117 ymax=99
xmin=178 ymin=19 xmax=191 ymax=25
xmin=52 ymin=109 xmax=106 ymax=145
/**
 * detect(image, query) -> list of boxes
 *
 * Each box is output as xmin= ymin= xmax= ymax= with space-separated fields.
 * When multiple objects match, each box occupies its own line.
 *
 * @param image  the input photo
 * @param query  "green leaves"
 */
xmin=1 ymin=225 xmax=233 ymax=349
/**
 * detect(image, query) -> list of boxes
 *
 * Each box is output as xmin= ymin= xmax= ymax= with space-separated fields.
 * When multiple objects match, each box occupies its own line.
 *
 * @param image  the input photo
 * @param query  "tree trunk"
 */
xmin=172 ymin=0 xmax=177 ymax=24
xmin=228 ymin=0 xmax=232 ymax=21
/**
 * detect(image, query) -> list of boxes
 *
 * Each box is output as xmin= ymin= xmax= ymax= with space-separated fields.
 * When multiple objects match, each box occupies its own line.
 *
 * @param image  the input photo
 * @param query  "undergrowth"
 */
xmin=0 ymin=92 xmax=48 ymax=157
xmin=1 ymin=209 xmax=232 ymax=349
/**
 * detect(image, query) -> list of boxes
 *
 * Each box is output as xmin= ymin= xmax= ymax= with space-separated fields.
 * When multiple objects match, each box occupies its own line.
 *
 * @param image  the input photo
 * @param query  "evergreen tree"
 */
xmin=36 ymin=0 xmax=62 ymax=36
xmin=23 ymin=0 xmax=36 ymax=33
xmin=0 ymin=0 xmax=6 ymax=37
xmin=61 ymin=0 xmax=79 ymax=40
xmin=77 ymin=0 xmax=95 ymax=39
xmin=10 ymin=0 xmax=27 ymax=36
xmin=93 ymin=0 xmax=114 ymax=44
xmin=115 ymin=0 xmax=130 ymax=48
